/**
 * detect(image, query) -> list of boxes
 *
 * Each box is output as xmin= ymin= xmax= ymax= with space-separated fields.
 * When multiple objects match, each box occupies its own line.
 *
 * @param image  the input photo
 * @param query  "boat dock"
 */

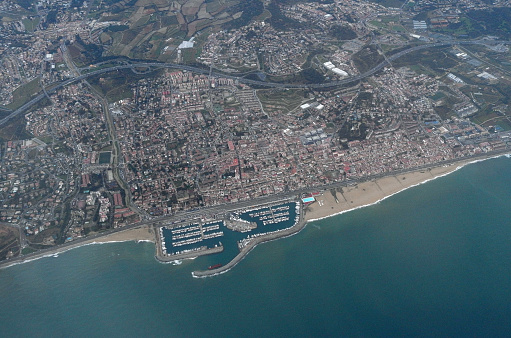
xmin=193 ymin=202 xmax=304 ymax=278
xmin=156 ymin=220 xmax=225 ymax=259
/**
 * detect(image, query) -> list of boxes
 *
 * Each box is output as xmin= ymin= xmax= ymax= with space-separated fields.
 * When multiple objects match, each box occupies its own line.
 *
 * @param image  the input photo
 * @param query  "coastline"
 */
xmin=193 ymin=153 xmax=509 ymax=277
xmin=0 ymin=226 xmax=155 ymax=270
xmin=304 ymin=154 xmax=506 ymax=223
xmin=2 ymin=153 xmax=509 ymax=271
xmin=87 ymin=226 xmax=156 ymax=244
xmin=304 ymin=162 xmax=467 ymax=223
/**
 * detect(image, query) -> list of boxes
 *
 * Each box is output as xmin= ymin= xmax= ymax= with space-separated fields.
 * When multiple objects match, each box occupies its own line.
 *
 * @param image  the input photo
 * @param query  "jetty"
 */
xmin=192 ymin=202 xmax=305 ymax=278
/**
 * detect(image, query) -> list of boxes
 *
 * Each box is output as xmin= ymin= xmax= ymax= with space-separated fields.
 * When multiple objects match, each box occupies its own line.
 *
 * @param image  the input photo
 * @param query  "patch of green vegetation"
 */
xmin=14 ymin=0 xmax=36 ymax=10
xmin=266 ymin=0 xmax=302 ymax=30
xmin=104 ymin=24 xmax=129 ymax=32
xmin=120 ymin=28 xmax=142 ymax=44
xmin=161 ymin=15 xmax=179 ymax=26
xmin=257 ymin=88 xmax=307 ymax=113
xmin=380 ymin=44 xmax=395 ymax=53
xmin=300 ymin=68 xmax=325 ymax=84
xmin=380 ymin=16 xmax=400 ymax=23
xmin=22 ymin=17 xmax=39 ymax=32
xmin=0 ymin=109 xmax=12 ymax=120
xmin=6 ymin=77 xmax=41 ymax=110
xmin=100 ymin=144 xmax=113 ymax=152
xmin=181 ymin=48 xmax=197 ymax=64
xmin=226 ymin=0 xmax=263 ymax=29
xmin=472 ymin=110 xmax=501 ymax=125
xmin=393 ymin=47 xmax=458 ymax=73
xmin=133 ymin=15 xmax=150 ymax=29
xmin=369 ymin=20 xmax=385 ymax=28
xmin=69 ymin=35 xmax=104 ymax=66
xmin=431 ymin=91 xmax=446 ymax=101
xmin=0 ymin=115 xmax=32 ymax=143
xmin=38 ymin=135 xmax=54 ymax=144
xmin=352 ymin=45 xmax=385 ymax=74
xmin=255 ymin=9 xmax=271 ymax=21
xmin=467 ymin=8 xmax=511 ymax=39
xmin=89 ymin=68 xmax=162 ymax=103
xmin=21 ymin=247 xmax=37 ymax=255
xmin=205 ymin=0 xmax=222 ymax=13
xmin=329 ymin=25 xmax=357 ymax=40
xmin=494 ymin=118 xmax=511 ymax=131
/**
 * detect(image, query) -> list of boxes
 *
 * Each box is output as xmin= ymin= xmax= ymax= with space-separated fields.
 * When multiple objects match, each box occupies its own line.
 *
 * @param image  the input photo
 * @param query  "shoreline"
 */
xmin=192 ymin=153 xmax=509 ymax=277
xmin=1 ymin=153 xmax=509 ymax=271
xmin=304 ymin=153 xmax=507 ymax=224
xmin=0 ymin=226 xmax=156 ymax=270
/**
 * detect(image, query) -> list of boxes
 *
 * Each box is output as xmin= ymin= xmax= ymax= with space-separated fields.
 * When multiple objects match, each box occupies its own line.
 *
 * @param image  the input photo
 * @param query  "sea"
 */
xmin=1 ymin=157 xmax=511 ymax=337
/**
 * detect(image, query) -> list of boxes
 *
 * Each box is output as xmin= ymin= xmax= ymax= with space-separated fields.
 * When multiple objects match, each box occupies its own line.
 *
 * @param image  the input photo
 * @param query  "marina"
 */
xmin=158 ymin=220 xmax=225 ymax=259
xmin=155 ymin=201 xmax=302 ymax=269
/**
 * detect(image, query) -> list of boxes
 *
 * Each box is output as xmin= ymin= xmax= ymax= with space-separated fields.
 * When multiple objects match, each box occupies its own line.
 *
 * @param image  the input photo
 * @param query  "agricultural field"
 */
xmin=92 ymin=0 xmax=244 ymax=61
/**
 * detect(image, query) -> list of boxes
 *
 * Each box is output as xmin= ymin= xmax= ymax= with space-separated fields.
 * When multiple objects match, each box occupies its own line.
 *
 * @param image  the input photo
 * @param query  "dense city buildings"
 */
xmin=1 ymin=0 xmax=511 ymax=261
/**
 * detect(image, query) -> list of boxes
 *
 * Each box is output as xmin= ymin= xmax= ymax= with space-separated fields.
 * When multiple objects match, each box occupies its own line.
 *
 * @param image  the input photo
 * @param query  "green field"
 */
xmin=99 ymin=151 xmax=112 ymax=164
xmin=6 ymin=77 xmax=41 ymax=110
xmin=0 ymin=115 xmax=32 ymax=142
xmin=257 ymin=89 xmax=307 ymax=114
xmin=22 ymin=17 xmax=39 ymax=32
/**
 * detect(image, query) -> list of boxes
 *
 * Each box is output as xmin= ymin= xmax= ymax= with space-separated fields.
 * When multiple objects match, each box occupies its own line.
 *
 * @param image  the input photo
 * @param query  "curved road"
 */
xmin=1 ymin=39 xmax=508 ymax=128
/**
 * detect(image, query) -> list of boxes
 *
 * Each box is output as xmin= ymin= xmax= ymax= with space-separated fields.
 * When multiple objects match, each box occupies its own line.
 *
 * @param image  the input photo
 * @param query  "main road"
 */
xmin=1 ymin=147 xmax=509 ymax=269
xmin=1 ymin=38 xmax=508 ymax=128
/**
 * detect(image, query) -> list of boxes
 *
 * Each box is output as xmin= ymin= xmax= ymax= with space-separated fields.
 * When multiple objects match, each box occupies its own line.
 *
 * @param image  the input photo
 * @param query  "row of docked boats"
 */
xmin=262 ymin=216 xmax=289 ymax=226
xmin=202 ymin=224 xmax=220 ymax=232
xmin=248 ymin=204 xmax=291 ymax=219
xmin=172 ymin=230 xmax=202 ymax=240
xmin=203 ymin=231 xmax=224 ymax=240
xmin=171 ymin=224 xmax=200 ymax=235
xmin=248 ymin=209 xmax=273 ymax=218
xmin=258 ymin=211 xmax=290 ymax=221
xmin=173 ymin=236 xmax=202 ymax=247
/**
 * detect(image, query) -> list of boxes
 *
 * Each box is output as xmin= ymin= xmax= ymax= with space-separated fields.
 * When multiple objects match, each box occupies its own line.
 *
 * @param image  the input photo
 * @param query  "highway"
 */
xmin=1 ymin=38 xmax=510 ymax=267
xmin=1 ymin=38 xmax=509 ymax=128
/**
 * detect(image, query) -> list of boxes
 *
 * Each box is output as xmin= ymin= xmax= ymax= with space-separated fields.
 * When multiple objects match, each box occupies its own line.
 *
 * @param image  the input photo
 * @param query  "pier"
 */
xmin=192 ymin=202 xmax=304 ymax=278
xmin=155 ymin=245 xmax=224 ymax=262
xmin=155 ymin=219 xmax=225 ymax=262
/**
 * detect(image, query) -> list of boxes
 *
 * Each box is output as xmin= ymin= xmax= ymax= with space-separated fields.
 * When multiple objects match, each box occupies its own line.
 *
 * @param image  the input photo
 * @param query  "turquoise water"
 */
xmin=1 ymin=158 xmax=511 ymax=337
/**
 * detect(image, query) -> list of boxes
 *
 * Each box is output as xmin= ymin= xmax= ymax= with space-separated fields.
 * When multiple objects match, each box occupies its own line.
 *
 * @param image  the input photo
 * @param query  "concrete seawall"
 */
xmin=192 ymin=216 xmax=306 ymax=278
xmin=156 ymin=245 xmax=224 ymax=262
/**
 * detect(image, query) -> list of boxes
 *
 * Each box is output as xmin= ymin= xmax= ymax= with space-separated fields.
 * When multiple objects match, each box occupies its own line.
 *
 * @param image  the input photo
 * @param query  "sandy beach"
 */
xmin=304 ymin=162 xmax=470 ymax=222
xmin=3 ymin=153 xmax=507 ymax=271
xmin=86 ymin=226 xmax=156 ymax=244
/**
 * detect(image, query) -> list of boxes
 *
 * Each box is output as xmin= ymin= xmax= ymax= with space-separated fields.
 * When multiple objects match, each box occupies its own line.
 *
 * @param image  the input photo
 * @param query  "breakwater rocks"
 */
xmin=192 ymin=219 xmax=306 ymax=278
xmin=156 ymin=245 xmax=224 ymax=262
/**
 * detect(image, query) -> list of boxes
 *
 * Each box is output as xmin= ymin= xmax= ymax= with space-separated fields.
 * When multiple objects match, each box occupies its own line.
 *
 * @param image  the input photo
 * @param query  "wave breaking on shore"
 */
xmin=0 ymin=239 xmax=152 ymax=269
xmin=306 ymin=154 xmax=509 ymax=224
